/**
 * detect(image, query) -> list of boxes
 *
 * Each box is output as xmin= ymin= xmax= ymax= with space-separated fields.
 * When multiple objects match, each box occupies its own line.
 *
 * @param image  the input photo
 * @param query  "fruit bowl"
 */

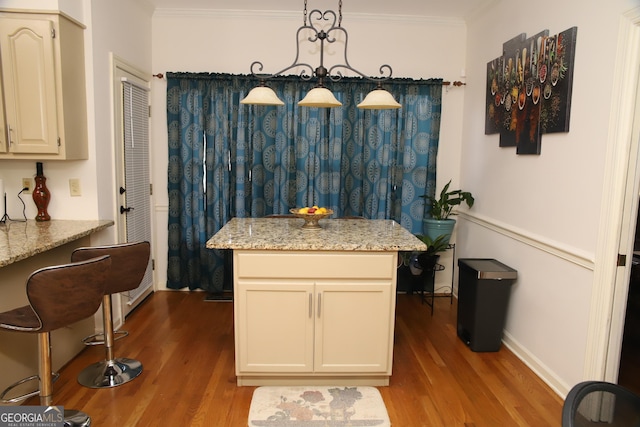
xmin=289 ymin=208 xmax=334 ymax=230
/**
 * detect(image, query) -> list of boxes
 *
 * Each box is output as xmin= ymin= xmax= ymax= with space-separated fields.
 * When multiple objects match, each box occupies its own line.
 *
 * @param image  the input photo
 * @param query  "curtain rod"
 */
xmin=155 ymin=72 xmax=465 ymax=88
xmin=154 ymin=73 xmax=464 ymax=87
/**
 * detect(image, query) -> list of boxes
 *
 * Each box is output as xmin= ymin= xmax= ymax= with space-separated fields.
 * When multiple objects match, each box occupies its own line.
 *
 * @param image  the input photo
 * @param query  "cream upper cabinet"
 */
xmin=234 ymin=250 xmax=397 ymax=386
xmin=0 ymin=12 xmax=87 ymax=159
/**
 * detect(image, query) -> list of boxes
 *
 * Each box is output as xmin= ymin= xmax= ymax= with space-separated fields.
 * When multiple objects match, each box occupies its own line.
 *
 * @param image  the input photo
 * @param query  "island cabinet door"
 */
xmin=313 ymin=282 xmax=394 ymax=373
xmin=235 ymin=282 xmax=315 ymax=373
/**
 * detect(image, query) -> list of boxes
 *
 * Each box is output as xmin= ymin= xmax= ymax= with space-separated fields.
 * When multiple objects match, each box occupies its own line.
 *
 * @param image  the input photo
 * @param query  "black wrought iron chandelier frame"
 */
xmin=248 ymin=0 xmax=393 ymax=89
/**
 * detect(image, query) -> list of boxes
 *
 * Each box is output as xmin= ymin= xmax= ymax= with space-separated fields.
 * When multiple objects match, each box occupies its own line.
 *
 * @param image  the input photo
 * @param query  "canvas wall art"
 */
xmin=485 ymin=27 xmax=578 ymax=155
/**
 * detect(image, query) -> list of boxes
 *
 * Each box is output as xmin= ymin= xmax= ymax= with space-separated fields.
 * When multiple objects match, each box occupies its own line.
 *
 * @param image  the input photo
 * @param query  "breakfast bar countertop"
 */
xmin=0 ymin=219 xmax=114 ymax=268
xmin=206 ymin=217 xmax=426 ymax=252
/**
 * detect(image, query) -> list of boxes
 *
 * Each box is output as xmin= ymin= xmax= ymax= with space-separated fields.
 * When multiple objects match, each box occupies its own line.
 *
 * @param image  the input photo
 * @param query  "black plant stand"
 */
xmin=397 ymin=256 xmax=444 ymax=316
xmin=398 ymin=244 xmax=457 ymax=314
xmin=419 ymin=263 xmax=445 ymax=315
xmin=446 ymin=244 xmax=455 ymax=305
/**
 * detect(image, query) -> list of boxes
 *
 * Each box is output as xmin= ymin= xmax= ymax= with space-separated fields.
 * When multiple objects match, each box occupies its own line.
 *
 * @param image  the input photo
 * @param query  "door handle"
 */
xmin=120 ymin=206 xmax=134 ymax=214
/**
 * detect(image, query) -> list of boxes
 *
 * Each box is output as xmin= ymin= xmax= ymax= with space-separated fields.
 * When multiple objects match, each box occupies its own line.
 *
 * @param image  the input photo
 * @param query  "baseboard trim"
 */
xmin=502 ymin=330 xmax=569 ymax=398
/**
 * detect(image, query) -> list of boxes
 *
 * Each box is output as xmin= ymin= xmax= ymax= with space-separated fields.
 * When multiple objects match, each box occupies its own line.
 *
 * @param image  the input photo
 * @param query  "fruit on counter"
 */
xmin=297 ymin=206 xmax=328 ymax=215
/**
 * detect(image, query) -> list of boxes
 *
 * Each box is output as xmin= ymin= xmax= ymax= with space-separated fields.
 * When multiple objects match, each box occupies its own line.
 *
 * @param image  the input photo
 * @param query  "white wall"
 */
xmin=149 ymin=9 xmax=469 ymax=291
xmin=88 ymin=0 xmax=152 ymax=228
xmin=459 ymin=0 xmax=640 ymax=395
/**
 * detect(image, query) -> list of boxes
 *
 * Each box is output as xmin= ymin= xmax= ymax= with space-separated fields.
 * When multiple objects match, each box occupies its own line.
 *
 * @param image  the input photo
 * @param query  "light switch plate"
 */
xmin=69 ymin=178 xmax=81 ymax=197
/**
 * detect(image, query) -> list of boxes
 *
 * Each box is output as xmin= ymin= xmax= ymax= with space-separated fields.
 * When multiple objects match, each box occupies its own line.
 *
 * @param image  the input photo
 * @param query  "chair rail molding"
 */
xmin=458 ymin=212 xmax=594 ymax=270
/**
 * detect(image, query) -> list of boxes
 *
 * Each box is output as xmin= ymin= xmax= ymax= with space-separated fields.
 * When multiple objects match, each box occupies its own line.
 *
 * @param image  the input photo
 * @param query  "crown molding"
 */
xmin=152 ymin=8 xmax=465 ymax=26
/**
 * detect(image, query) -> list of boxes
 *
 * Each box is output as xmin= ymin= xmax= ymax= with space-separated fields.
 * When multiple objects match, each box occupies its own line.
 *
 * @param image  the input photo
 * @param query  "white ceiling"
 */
xmin=145 ymin=0 xmax=492 ymax=20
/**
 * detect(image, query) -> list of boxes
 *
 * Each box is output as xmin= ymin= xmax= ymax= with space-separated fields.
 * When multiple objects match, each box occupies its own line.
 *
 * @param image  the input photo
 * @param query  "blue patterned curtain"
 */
xmin=166 ymin=72 xmax=442 ymax=291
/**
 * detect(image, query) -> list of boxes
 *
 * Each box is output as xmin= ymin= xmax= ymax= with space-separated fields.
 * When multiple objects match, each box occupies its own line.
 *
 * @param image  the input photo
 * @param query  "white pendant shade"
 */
xmin=357 ymin=89 xmax=401 ymax=110
xmin=240 ymin=86 xmax=285 ymax=106
xmin=298 ymin=87 xmax=342 ymax=108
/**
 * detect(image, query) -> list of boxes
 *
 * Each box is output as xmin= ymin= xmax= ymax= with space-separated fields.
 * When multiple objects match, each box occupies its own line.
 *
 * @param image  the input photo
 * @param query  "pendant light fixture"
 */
xmin=240 ymin=82 xmax=285 ymax=106
xmin=241 ymin=0 xmax=401 ymax=110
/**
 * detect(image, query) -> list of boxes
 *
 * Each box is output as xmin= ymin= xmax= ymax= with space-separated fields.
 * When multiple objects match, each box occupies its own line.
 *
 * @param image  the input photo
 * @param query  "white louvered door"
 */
xmin=122 ymin=78 xmax=153 ymax=307
xmin=113 ymin=56 xmax=153 ymax=319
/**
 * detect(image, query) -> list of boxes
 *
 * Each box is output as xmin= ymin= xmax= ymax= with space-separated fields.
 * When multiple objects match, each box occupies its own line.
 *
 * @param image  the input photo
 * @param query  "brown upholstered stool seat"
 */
xmin=0 ymin=305 xmax=42 ymax=330
xmin=71 ymin=241 xmax=150 ymax=389
xmin=0 ymin=255 xmax=112 ymax=427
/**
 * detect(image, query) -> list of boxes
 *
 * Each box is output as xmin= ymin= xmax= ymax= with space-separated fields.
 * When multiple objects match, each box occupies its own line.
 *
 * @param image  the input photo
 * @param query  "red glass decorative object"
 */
xmin=33 ymin=162 xmax=51 ymax=221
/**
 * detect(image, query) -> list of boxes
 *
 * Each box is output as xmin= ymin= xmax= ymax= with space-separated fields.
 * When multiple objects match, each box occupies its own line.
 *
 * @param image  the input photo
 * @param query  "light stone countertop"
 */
xmin=206 ymin=218 xmax=427 ymax=252
xmin=0 ymin=219 xmax=114 ymax=268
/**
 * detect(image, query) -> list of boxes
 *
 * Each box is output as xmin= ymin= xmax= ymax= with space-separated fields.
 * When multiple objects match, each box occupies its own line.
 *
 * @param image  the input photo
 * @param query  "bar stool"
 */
xmin=0 ymin=255 xmax=111 ymax=427
xmin=71 ymin=241 xmax=150 ymax=388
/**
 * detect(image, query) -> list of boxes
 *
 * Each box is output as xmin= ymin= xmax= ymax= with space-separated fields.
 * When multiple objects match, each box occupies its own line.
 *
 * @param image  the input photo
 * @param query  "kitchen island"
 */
xmin=206 ymin=217 xmax=426 ymax=386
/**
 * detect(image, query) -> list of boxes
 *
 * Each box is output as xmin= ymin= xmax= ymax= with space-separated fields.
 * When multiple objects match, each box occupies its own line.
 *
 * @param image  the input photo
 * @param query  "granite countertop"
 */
xmin=206 ymin=218 xmax=427 ymax=252
xmin=0 ymin=219 xmax=114 ymax=268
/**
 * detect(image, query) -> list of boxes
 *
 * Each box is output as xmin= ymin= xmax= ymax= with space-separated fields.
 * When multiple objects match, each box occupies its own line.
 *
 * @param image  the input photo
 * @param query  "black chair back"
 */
xmin=562 ymin=381 xmax=640 ymax=426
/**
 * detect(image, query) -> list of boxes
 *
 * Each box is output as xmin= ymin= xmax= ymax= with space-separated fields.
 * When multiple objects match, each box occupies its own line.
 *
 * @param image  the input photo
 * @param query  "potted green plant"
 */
xmin=399 ymin=234 xmax=448 ymax=274
xmin=421 ymin=179 xmax=474 ymax=245
xmin=413 ymin=233 xmax=449 ymax=271
xmin=417 ymin=233 xmax=450 ymax=256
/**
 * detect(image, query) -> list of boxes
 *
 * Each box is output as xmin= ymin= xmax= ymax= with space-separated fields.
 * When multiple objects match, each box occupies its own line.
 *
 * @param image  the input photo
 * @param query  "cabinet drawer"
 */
xmin=235 ymin=251 xmax=395 ymax=280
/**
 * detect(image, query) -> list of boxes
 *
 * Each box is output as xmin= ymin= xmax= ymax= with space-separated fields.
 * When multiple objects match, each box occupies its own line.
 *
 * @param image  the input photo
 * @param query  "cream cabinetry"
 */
xmin=0 ymin=11 xmax=87 ymax=159
xmin=234 ymin=250 xmax=397 ymax=386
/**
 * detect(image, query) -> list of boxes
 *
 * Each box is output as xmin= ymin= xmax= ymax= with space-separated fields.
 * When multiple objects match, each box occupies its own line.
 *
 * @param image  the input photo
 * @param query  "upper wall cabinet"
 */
xmin=0 ymin=11 xmax=87 ymax=160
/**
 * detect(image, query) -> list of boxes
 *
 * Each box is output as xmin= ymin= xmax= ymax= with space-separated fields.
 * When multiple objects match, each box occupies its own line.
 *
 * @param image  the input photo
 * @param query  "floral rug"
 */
xmin=248 ymin=386 xmax=390 ymax=426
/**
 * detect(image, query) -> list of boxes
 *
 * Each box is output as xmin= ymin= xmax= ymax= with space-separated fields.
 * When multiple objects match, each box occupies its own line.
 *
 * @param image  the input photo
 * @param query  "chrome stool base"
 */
xmin=81 ymin=330 xmax=128 ymax=346
xmin=64 ymin=409 xmax=91 ymax=427
xmin=0 ymin=372 xmax=60 ymax=403
xmin=77 ymin=358 xmax=142 ymax=388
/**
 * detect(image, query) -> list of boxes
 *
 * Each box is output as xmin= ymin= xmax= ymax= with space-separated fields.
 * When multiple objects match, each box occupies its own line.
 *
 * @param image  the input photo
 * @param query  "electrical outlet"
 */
xmin=22 ymin=178 xmax=31 ymax=194
xmin=69 ymin=178 xmax=81 ymax=197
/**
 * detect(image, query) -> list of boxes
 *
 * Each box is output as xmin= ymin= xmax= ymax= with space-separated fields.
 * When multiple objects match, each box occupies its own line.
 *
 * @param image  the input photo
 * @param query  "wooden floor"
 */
xmin=30 ymin=291 xmax=564 ymax=426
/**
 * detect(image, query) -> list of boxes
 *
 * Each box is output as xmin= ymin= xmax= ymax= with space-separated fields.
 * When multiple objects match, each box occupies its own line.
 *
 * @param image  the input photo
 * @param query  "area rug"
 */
xmin=248 ymin=386 xmax=390 ymax=426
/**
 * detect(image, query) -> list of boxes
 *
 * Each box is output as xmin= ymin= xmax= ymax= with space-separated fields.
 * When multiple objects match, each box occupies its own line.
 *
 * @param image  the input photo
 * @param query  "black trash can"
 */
xmin=457 ymin=258 xmax=517 ymax=352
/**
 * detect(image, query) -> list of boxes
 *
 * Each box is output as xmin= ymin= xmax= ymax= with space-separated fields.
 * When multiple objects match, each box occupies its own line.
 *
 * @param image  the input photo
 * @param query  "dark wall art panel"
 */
xmin=485 ymin=27 xmax=578 ymax=155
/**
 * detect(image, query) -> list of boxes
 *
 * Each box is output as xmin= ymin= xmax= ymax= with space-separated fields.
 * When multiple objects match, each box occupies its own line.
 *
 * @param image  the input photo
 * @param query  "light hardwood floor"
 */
xmin=30 ymin=291 xmax=564 ymax=426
